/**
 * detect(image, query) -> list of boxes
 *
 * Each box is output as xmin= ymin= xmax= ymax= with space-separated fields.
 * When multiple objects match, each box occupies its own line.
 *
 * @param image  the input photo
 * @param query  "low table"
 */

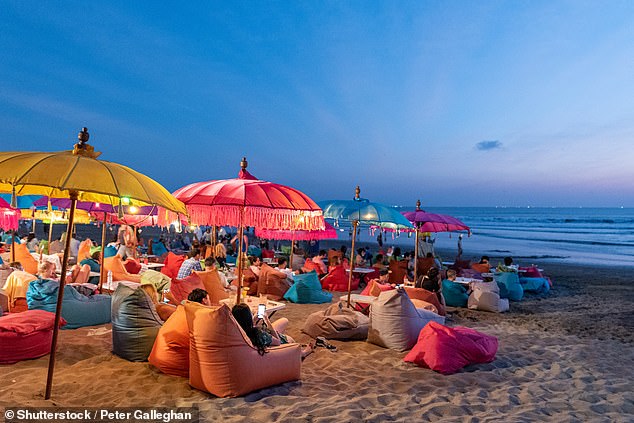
xmin=346 ymin=267 xmax=376 ymax=274
xmin=338 ymin=293 xmax=376 ymax=305
xmin=454 ymin=277 xmax=482 ymax=285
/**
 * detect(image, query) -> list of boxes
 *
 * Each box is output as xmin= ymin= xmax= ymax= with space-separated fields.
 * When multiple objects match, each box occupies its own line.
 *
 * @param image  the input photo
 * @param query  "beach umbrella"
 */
xmin=402 ymin=200 xmax=471 ymax=279
xmin=164 ymin=157 xmax=325 ymax=304
xmin=256 ymin=221 xmax=337 ymax=264
xmin=0 ymin=127 xmax=187 ymax=399
xmin=318 ymin=186 xmax=414 ymax=307
xmin=0 ymin=197 xmax=19 ymax=232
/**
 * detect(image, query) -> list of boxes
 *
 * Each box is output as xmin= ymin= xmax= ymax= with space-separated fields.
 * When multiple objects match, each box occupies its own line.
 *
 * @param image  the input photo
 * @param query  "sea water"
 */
xmin=327 ymin=207 xmax=634 ymax=267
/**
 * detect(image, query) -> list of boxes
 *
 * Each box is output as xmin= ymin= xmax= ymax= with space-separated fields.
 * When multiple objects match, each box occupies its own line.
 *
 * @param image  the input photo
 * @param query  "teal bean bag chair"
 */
xmin=441 ymin=279 xmax=469 ymax=308
xmin=151 ymin=239 xmax=168 ymax=257
xmin=226 ymin=255 xmax=237 ymax=265
xmin=495 ymin=272 xmax=523 ymax=302
xmin=284 ymin=271 xmax=333 ymax=304
xmin=111 ymin=283 xmax=163 ymax=362
xmin=247 ymin=245 xmax=262 ymax=258
xmin=519 ymin=277 xmax=550 ymax=294
xmin=26 ymin=279 xmax=111 ymax=329
xmin=104 ymin=245 xmax=118 ymax=258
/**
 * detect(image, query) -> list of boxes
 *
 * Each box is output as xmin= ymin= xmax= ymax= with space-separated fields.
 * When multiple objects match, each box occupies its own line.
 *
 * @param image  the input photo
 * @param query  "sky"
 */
xmin=1 ymin=1 xmax=633 ymax=207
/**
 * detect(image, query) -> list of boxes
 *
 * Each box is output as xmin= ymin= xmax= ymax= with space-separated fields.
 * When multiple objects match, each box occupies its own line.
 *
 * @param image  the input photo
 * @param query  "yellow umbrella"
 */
xmin=0 ymin=127 xmax=187 ymax=399
xmin=21 ymin=208 xmax=92 ymax=224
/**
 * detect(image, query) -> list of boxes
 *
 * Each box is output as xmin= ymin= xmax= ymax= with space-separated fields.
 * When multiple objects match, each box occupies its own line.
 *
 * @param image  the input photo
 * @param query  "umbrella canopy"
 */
xmin=256 ymin=221 xmax=337 ymax=241
xmin=319 ymin=187 xmax=414 ymax=307
xmin=165 ymin=157 xmax=323 ymax=231
xmin=401 ymin=200 xmax=470 ymax=233
xmin=0 ymin=197 xmax=19 ymax=231
xmin=0 ymin=127 xmax=187 ymax=400
xmin=21 ymin=208 xmax=92 ymax=224
xmin=0 ymin=194 xmax=43 ymax=209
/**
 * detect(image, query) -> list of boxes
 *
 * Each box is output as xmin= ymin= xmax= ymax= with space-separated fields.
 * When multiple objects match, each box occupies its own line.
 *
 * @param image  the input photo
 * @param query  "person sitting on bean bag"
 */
xmin=441 ymin=269 xmax=469 ymax=308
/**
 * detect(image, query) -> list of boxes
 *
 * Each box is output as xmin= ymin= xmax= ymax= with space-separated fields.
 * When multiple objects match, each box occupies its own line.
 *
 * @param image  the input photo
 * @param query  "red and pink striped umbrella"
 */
xmin=256 ymin=221 xmax=337 ymax=241
xmin=0 ymin=197 xmax=19 ymax=231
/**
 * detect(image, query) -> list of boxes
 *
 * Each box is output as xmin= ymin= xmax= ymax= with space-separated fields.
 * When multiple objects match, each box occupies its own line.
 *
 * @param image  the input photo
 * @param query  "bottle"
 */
xmin=107 ymin=270 xmax=113 ymax=288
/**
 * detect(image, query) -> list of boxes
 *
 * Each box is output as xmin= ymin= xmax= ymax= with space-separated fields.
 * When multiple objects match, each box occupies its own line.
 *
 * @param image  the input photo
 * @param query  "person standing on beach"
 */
xmin=457 ymin=234 xmax=463 ymax=260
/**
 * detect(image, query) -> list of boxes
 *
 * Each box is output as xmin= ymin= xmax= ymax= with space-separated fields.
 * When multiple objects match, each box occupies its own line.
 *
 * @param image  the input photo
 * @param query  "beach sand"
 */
xmin=1 ymin=261 xmax=633 ymax=422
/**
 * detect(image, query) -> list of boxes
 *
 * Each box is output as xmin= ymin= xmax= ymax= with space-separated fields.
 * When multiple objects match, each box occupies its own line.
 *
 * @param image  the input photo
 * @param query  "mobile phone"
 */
xmin=257 ymin=304 xmax=266 ymax=318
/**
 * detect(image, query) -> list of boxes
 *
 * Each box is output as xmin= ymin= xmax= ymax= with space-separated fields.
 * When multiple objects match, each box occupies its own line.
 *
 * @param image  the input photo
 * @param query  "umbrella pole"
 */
xmin=235 ymin=222 xmax=245 ymax=304
xmin=98 ymin=211 xmax=107 ymax=292
xmin=47 ymin=218 xmax=53 ymax=253
xmin=32 ymin=218 xmax=36 ymax=233
xmin=347 ymin=220 xmax=358 ymax=308
xmin=211 ymin=226 xmax=217 ymax=258
xmin=414 ymin=229 xmax=419 ymax=282
xmin=289 ymin=238 xmax=295 ymax=271
xmin=45 ymin=192 xmax=77 ymax=400
xmin=11 ymin=233 xmax=15 ymax=263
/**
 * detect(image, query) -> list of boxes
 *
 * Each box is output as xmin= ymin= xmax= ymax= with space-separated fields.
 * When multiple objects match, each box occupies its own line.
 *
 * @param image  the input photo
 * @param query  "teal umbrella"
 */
xmin=318 ymin=186 xmax=414 ymax=306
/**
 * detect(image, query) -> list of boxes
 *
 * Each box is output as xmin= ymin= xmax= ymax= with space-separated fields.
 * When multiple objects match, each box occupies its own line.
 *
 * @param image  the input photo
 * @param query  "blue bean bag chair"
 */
xmin=226 ymin=255 xmax=237 ymax=265
xmin=441 ymin=279 xmax=469 ymax=308
xmin=519 ymin=277 xmax=550 ymax=294
xmin=151 ymin=239 xmax=168 ymax=257
xmin=111 ymin=283 xmax=163 ymax=362
xmin=104 ymin=245 xmax=118 ymax=258
xmin=495 ymin=272 xmax=523 ymax=302
xmin=284 ymin=271 xmax=333 ymax=304
xmin=26 ymin=279 xmax=111 ymax=329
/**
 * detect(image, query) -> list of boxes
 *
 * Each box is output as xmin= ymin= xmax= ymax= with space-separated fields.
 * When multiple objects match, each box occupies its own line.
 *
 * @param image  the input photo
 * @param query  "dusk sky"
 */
xmin=1 ymin=1 xmax=633 ymax=207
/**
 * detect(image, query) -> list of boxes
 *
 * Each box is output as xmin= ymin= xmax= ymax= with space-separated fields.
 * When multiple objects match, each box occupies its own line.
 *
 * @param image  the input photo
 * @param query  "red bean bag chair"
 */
xmin=124 ymin=258 xmax=142 ymax=275
xmin=161 ymin=252 xmax=185 ymax=279
xmin=356 ymin=279 xmax=394 ymax=312
xmin=169 ymin=273 xmax=206 ymax=304
xmin=404 ymin=321 xmax=498 ymax=374
xmin=0 ymin=310 xmax=66 ymax=364
xmin=261 ymin=249 xmax=275 ymax=259
xmin=321 ymin=264 xmax=359 ymax=292
xmin=302 ymin=259 xmax=320 ymax=273
xmin=148 ymin=305 xmax=189 ymax=377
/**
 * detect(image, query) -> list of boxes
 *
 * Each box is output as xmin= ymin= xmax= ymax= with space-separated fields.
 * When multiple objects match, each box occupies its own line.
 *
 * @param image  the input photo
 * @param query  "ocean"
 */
xmin=324 ymin=207 xmax=634 ymax=268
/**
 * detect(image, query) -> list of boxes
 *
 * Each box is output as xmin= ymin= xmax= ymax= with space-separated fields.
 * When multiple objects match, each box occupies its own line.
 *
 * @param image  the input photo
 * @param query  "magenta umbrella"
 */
xmin=256 ymin=221 xmax=337 ymax=262
xmin=0 ymin=197 xmax=19 ymax=231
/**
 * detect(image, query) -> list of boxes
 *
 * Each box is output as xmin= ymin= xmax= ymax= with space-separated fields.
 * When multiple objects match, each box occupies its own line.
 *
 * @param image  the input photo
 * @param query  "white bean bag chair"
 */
xmin=467 ymin=281 xmax=509 ymax=313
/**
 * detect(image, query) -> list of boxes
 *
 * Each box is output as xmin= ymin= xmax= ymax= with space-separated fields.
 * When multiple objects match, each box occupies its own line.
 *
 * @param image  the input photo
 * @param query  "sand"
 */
xmin=1 ymin=261 xmax=633 ymax=422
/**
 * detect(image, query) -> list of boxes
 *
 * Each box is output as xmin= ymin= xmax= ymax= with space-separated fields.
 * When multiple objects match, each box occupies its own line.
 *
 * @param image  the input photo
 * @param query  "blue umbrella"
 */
xmin=318 ymin=186 xmax=414 ymax=306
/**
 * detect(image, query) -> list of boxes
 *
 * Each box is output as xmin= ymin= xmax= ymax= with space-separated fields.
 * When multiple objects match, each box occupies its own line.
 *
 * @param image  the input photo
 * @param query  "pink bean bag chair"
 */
xmin=321 ymin=264 xmax=359 ymax=292
xmin=161 ymin=252 xmax=185 ymax=279
xmin=404 ymin=321 xmax=498 ymax=374
xmin=0 ymin=310 xmax=66 ymax=364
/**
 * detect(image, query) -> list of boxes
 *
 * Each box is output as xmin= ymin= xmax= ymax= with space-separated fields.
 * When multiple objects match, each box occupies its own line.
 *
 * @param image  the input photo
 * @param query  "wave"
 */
xmin=476 ymin=233 xmax=634 ymax=248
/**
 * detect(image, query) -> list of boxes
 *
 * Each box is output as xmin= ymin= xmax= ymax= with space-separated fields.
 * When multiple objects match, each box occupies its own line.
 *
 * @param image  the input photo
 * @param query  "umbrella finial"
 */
xmin=355 ymin=186 xmax=360 ymax=199
xmin=72 ymin=127 xmax=101 ymax=158
xmin=416 ymin=199 xmax=421 ymax=210
xmin=240 ymin=157 xmax=248 ymax=170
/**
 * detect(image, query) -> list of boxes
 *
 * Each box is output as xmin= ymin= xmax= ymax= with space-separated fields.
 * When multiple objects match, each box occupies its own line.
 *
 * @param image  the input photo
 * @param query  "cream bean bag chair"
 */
xmin=467 ymin=281 xmax=510 ymax=313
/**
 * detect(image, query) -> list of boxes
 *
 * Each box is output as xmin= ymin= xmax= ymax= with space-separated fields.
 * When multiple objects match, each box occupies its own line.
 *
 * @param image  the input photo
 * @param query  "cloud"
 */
xmin=475 ymin=140 xmax=502 ymax=151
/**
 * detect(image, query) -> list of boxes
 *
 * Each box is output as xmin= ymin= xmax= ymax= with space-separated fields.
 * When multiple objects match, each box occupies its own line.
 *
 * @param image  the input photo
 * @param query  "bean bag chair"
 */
xmin=261 ymin=249 xmax=275 ymax=259
xmin=327 ymin=250 xmax=342 ymax=265
xmin=441 ymin=279 xmax=469 ymax=308
xmin=257 ymin=263 xmax=291 ymax=301
xmin=302 ymin=302 xmax=369 ymax=340
xmin=140 ymin=269 xmax=171 ymax=293
xmin=404 ymin=321 xmax=498 ymax=374
xmin=185 ymin=302 xmax=301 ymax=397
xmin=13 ymin=243 xmax=38 ymax=275
xmin=148 ymin=305 xmax=189 ymax=377
xmin=519 ymin=277 xmax=550 ymax=294
xmin=368 ymin=289 xmax=445 ymax=352
xmin=103 ymin=255 xmax=142 ymax=283
xmin=161 ymin=252 xmax=186 ymax=279
xmin=231 ymin=267 xmax=258 ymax=296
xmin=467 ymin=281 xmax=509 ymax=313
xmin=124 ymin=258 xmax=142 ymax=275
xmin=2 ymin=270 xmax=37 ymax=312
xmin=0 ymin=310 xmax=66 ymax=364
xmin=225 ymin=255 xmax=236 ymax=265
xmin=26 ymin=279 xmax=111 ymax=329
xmin=450 ymin=259 xmax=471 ymax=272
xmin=0 ymin=289 xmax=8 ymax=314
xmin=354 ymin=279 xmax=394 ymax=312
xmin=247 ymin=245 xmax=262 ymax=258
xmin=149 ymin=239 xmax=168 ymax=257
xmin=471 ymin=263 xmax=490 ymax=274
xmin=388 ymin=260 xmax=409 ymax=284
xmin=301 ymin=259 xmax=320 ymax=274
xmin=169 ymin=273 xmax=206 ymax=304
xmin=194 ymin=270 xmax=229 ymax=304
xmin=77 ymin=239 xmax=92 ymax=262
xmin=404 ymin=287 xmax=446 ymax=316
xmin=321 ymin=264 xmax=359 ymax=292
xmin=111 ymin=283 xmax=163 ymax=361
xmin=103 ymin=244 xmax=118 ymax=258
xmin=284 ymin=271 xmax=333 ymax=304
xmin=519 ymin=266 xmax=542 ymax=278
xmin=495 ymin=272 xmax=523 ymax=301
xmin=415 ymin=257 xmax=435 ymax=279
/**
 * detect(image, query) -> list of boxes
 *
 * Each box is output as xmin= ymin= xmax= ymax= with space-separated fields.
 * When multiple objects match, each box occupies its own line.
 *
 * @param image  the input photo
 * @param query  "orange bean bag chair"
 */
xmin=261 ymin=249 xmax=275 ymax=259
xmin=103 ymin=255 xmax=142 ymax=283
xmin=1 ymin=270 xmax=37 ymax=312
xmin=388 ymin=260 xmax=409 ymax=284
xmin=13 ymin=243 xmax=38 ymax=275
xmin=471 ymin=263 xmax=490 ymax=274
xmin=161 ymin=252 xmax=185 ymax=279
xmin=404 ymin=286 xmax=446 ymax=316
xmin=257 ymin=263 xmax=291 ymax=301
xmin=148 ymin=305 xmax=189 ymax=377
xmin=193 ymin=270 xmax=229 ymax=305
xmin=321 ymin=264 xmax=359 ymax=292
xmin=184 ymin=302 xmax=302 ymax=397
xmin=77 ymin=239 xmax=93 ymax=262
xmin=301 ymin=259 xmax=320 ymax=273
xmin=327 ymin=250 xmax=342 ymax=265
xmin=170 ymin=273 xmax=206 ymax=304
xmin=231 ymin=267 xmax=259 ymax=296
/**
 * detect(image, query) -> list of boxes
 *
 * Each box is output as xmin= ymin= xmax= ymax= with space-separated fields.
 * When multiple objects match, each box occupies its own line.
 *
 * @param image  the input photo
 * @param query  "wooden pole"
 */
xmin=45 ymin=191 xmax=77 ymax=400
xmin=346 ymin=220 xmax=358 ymax=307
xmin=289 ymin=238 xmax=295 ymax=272
xmin=98 ymin=211 xmax=107 ymax=292
xmin=11 ymin=231 xmax=15 ymax=263
xmin=211 ymin=226 xmax=217 ymax=258
xmin=235 ymin=220 xmax=245 ymax=304
xmin=414 ymin=229 xmax=419 ymax=282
